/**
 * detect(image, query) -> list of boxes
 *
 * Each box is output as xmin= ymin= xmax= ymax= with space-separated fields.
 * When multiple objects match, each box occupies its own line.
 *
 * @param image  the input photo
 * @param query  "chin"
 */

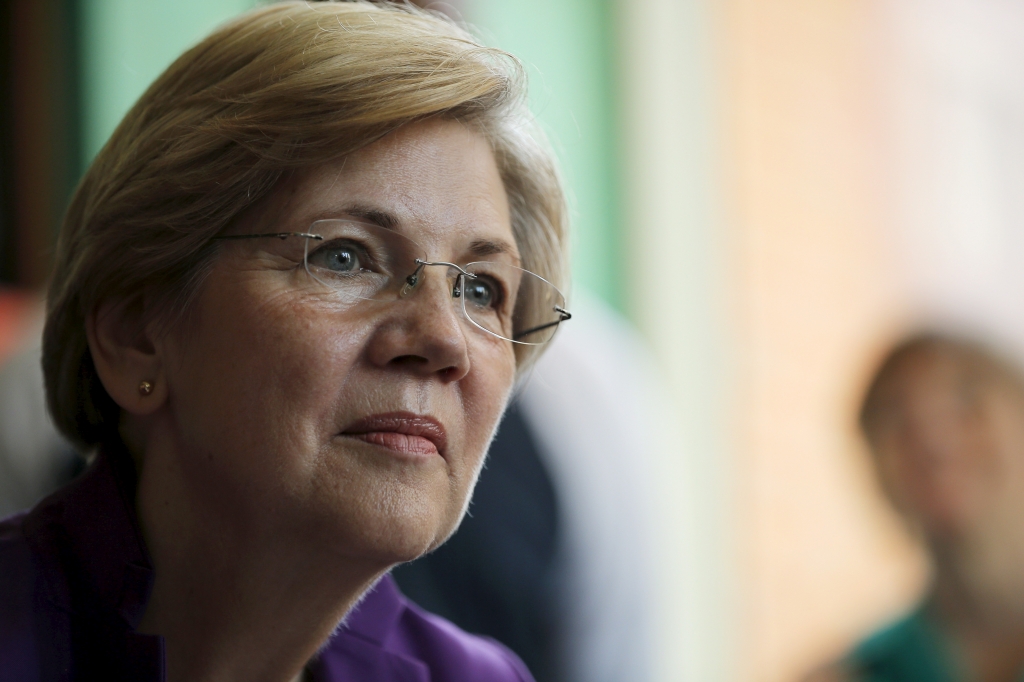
xmin=311 ymin=484 xmax=465 ymax=565
xmin=300 ymin=443 xmax=479 ymax=565
xmin=357 ymin=519 xmax=456 ymax=566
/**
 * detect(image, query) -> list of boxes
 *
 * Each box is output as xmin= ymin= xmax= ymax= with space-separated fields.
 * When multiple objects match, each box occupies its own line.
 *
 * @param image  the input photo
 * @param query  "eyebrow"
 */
xmin=308 ymin=203 xmax=520 ymax=263
xmin=468 ymin=238 xmax=520 ymax=264
xmin=321 ymin=203 xmax=400 ymax=231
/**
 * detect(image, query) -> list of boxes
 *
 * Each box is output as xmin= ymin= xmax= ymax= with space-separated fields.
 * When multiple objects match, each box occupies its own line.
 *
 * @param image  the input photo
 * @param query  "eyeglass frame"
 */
xmin=213 ymin=229 xmax=571 ymax=344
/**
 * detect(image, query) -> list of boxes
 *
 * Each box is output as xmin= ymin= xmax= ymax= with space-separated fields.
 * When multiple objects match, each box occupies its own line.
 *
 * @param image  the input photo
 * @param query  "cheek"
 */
xmin=982 ymin=412 xmax=1024 ymax=499
xmin=419 ymin=358 xmax=515 ymax=552
xmin=168 ymin=285 xmax=370 ymax=472
xmin=875 ymin=437 xmax=928 ymax=509
xmin=458 ymin=345 xmax=516 ymax=470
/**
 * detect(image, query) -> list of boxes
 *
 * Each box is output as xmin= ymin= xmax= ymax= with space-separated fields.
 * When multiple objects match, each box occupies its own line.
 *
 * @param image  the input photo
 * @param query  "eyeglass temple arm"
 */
xmin=513 ymin=306 xmax=572 ymax=341
xmin=213 ymin=232 xmax=324 ymax=241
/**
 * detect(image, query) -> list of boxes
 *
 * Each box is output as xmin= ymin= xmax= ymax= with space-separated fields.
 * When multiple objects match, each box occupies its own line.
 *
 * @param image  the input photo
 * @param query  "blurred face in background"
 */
xmin=865 ymin=347 xmax=1024 ymax=545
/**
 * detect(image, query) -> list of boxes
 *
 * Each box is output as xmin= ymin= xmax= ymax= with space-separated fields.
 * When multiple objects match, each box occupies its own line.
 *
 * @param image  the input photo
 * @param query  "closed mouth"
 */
xmin=340 ymin=411 xmax=448 ymax=458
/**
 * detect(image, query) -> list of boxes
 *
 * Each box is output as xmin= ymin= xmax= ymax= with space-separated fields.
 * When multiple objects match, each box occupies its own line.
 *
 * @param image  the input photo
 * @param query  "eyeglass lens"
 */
xmin=301 ymin=220 xmax=566 ymax=345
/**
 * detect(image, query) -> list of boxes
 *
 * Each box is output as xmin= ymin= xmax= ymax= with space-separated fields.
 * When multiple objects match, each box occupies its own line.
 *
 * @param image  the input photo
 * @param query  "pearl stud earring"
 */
xmin=138 ymin=381 xmax=154 ymax=396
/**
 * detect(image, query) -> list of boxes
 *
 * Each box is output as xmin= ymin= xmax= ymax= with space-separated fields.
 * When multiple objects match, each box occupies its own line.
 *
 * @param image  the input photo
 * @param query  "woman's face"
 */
xmin=158 ymin=119 xmax=517 ymax=564
xmin=868 ymin=349 xmax=1024 ymax=542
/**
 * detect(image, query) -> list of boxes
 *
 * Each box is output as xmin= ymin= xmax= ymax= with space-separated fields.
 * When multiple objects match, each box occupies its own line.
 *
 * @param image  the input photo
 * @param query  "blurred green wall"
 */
xmin=80 ymin=0 xmax=257 ymax=163
xmin=468 ymin=0 xmax=621 ymax=309
xmin=79 ymin=0 xmax=621 ymax=309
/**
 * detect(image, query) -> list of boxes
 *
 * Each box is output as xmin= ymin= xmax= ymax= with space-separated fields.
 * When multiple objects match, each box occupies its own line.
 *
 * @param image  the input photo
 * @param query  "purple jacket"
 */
xmin=0 ymin=443 xmax=535 ymax=682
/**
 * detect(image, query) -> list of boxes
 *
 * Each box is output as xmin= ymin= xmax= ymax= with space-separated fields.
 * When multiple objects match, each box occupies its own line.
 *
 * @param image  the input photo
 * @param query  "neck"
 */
xmin=133 ymin=435 xmax=388 ymax=682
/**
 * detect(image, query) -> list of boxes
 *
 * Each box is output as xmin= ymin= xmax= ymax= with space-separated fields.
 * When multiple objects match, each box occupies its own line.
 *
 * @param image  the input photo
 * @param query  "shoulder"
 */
xmin=0 ymin=512 xmax=36 ymax=612
xmin=842 ymin=609 xmax=953 ymax=682
xmin=0 ymin=513 xmax=43 ymax=680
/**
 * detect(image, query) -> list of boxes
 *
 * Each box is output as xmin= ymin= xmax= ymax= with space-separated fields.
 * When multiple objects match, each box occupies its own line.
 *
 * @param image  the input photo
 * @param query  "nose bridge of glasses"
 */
xmin=392 ymin=261 xmax=478 ymax=339
xmin=401 ymin=260 xmax=466 ymax=298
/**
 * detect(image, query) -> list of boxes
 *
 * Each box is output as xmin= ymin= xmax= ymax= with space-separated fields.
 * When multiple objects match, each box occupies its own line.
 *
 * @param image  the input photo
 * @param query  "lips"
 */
xmin=341 ymin=412 xmax=448 ymax=458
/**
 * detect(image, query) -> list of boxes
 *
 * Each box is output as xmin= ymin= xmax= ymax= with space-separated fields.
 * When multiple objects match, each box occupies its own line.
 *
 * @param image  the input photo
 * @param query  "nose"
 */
xmin=365 ymin=266 xmax=471 ymax=382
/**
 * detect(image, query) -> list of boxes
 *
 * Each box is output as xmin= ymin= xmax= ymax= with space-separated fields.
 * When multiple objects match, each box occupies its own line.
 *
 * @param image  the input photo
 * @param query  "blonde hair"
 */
xmin=43 ymin=0 xmax=569 ymax=451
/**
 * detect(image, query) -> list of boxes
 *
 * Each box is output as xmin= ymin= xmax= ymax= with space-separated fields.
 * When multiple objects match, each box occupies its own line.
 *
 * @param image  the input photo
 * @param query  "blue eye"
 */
xmin=327 ymin=247 xmax=358 ymax=271
xmin=463 ymin=276 xmax=500 ymax=310
xmin=308 ymin=242 xmax=364 ymax=273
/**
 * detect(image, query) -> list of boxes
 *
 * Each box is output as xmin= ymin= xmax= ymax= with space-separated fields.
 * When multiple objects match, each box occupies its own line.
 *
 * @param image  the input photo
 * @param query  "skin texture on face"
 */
xmin=88 ymin=119 xmax=518 ymax=681
xmin=155 ymin=119 xmax=517 ymax=564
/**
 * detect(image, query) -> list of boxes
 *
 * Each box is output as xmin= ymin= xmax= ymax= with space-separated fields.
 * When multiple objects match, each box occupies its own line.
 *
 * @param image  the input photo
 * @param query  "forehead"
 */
xmin=887 ymin=349 xmax=965 ymax=393
xmin=253 ymin=119 xmax=515 ymax=257
xmin=868 ymin=347 xmax=1007 ymax=426
xmin=864 ymin=350 xmax=963 ymax=432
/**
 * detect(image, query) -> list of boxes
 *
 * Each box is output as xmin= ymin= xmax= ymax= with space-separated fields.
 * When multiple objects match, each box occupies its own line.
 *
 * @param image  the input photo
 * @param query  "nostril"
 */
xmin=438 ymin=365 xmax=461 ymax=382
xmin=390 ymin=354 xmax=429 ymax=368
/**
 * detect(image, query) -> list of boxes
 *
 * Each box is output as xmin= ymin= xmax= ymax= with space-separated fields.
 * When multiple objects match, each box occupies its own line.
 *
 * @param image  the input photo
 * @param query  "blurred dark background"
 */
xmin=0 ymin=0 xmax=81 ymax=289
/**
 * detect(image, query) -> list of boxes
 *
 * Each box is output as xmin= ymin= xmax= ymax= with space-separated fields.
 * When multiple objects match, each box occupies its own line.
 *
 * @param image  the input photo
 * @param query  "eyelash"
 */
xmin=310 ymin=239 xmax=377 ymax=269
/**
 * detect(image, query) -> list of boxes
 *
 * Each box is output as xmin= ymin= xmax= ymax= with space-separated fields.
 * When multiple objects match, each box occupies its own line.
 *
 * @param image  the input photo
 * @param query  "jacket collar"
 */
xmin=311 ymin=576 xmax=429 ymax=682
xmin=26 ymin=440 xmax=155 ymax=630
xmin=22 ymin=441 xmax=165 ymax=680
xmin=342 ymin=575 xmax=407 ymax=646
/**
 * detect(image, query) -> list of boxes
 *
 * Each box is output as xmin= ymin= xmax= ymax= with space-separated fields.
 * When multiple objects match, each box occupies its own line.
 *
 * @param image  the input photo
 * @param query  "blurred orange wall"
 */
xmin=0 ymin=292 xmax=37 ymax=364
xmin=720 ymin=1 xmax=929 ymax=680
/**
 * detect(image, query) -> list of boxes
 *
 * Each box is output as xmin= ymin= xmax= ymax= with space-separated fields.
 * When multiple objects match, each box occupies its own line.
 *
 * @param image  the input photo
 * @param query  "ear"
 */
xmin=86 ymin=296 xmax=168 ymax=415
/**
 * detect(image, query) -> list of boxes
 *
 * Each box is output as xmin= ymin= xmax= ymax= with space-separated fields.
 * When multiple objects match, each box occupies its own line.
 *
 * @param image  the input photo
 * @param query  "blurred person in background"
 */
xmin=0 ymin=2 xmax=573 ymax=680
xmin=807 ymin=333 xmax=1024 ymax=682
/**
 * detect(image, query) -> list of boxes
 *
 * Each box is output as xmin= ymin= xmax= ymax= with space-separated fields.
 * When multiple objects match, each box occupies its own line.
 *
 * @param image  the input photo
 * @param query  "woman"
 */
xmin=0 ymin=2 xmax=570 ymax=681
xmin=807 ymin=334 xmax=1024 ymax=682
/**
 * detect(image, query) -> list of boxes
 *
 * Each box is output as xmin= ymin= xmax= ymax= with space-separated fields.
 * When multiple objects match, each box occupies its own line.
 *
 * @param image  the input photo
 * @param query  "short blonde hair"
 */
xmin=43 ymin=0 xmax=569 ymax=451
